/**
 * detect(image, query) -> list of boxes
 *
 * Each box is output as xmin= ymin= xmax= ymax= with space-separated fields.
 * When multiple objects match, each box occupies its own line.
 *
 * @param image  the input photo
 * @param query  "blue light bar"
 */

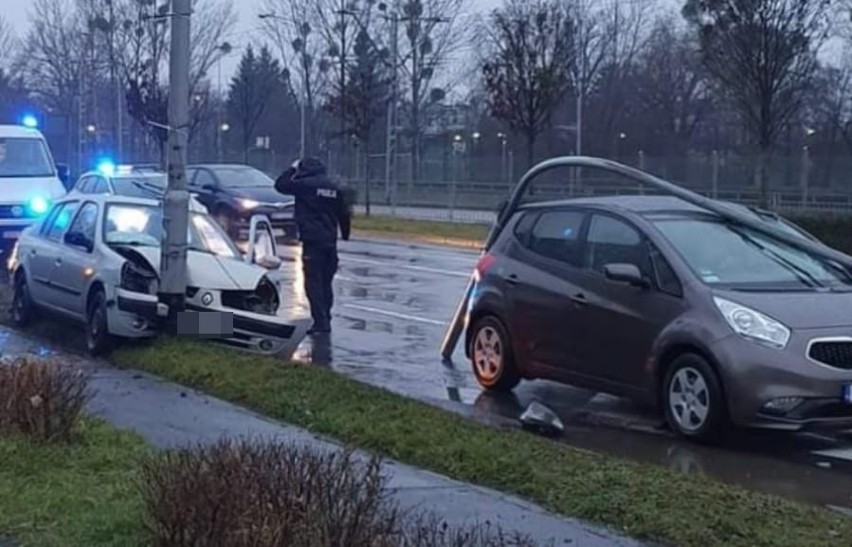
xmin=20 ymin=114 xmax=38 ymax=128
xmin=96 ymin=159 xmax=116 ymax=177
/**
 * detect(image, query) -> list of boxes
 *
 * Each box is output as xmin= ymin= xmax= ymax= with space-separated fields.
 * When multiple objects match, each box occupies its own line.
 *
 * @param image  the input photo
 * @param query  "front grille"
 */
xmin=0 ymin=204 xmax=38 ymax=219
xmin=808 ymin=341 xmax=852 ymax=370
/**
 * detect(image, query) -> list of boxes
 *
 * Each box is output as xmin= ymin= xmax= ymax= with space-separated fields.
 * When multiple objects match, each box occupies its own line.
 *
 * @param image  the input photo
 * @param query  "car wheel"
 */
xmin=469 ymin=316 xmax=520 ymax=391
xmin=663 ymin=353 xmax=728 ymax=443
xmin=11 ymin=272 xmax=37 ymax=327
xmin=86 ymin=290 xmax=114 ymax=357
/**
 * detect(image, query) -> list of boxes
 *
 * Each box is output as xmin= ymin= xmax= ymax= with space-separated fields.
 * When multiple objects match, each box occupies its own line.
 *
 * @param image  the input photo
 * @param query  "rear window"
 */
xmin=527 ymin=210 xmax=586 ymax=266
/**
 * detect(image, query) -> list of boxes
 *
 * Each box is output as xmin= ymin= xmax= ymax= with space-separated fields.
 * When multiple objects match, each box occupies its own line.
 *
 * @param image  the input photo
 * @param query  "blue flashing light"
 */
xmin=20 ymin=114 xmax=38 ymax=128
xmin=27 ymin=196 xmax=50 ymax=216
xmin=97 ymin=159 xmax=116 ymax=177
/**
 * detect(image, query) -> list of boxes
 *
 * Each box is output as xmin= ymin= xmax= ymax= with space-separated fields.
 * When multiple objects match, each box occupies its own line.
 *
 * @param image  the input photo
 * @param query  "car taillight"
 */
xmin=474 ymin=253 xmax=496 ymax=280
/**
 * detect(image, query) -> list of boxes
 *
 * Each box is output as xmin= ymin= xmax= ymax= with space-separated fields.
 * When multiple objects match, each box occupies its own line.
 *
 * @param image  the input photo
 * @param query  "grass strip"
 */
xmin=352 ymin=215 xmax=488 ymax=249
xmin=113 ymin=337 xmax=851 ymax=547
xmin=0 ymin=419 xmax=149 ymax=547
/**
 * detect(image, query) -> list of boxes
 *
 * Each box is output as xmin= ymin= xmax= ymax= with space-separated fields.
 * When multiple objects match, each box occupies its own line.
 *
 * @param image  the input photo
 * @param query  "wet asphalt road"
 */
xmin=278 ymin=236 xmax=852 ymax=516
xmin=4 ymin=235 xmax=852 ymax=516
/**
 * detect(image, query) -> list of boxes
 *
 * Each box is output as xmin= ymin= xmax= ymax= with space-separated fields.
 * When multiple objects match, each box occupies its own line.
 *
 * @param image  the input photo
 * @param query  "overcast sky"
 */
xmin=3 ymin=0 xmax=690 ymax=78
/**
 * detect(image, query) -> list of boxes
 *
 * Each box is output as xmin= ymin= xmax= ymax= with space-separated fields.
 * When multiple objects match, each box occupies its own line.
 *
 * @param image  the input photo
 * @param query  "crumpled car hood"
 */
xmin=122 ymin=246 xmax=266 ymax=290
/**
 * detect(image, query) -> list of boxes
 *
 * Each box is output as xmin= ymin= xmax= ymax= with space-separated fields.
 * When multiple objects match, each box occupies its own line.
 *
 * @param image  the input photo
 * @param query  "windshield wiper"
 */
xmin=729 ymin=225 xmax=824 ymax=288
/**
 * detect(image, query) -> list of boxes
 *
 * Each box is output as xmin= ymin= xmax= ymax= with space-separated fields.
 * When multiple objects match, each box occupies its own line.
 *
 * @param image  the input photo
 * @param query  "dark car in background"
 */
xmin=465 ymin=195 xmax=852 ymax=443
xmin=186 ymin=164 xmax=296 ymax=242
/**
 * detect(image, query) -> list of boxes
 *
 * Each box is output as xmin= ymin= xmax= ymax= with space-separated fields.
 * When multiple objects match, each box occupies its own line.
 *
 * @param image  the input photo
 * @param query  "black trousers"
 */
xmin=302 ymin=241 xmax=338 ymax=332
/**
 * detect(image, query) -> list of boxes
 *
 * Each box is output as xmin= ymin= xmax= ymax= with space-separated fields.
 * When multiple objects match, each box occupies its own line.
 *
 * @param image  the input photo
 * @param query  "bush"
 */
xmin=787 ymin=214 xmax=852 ymax=255
xmin=0 ymin=356 xmax=92 ymax=442
xmin=140 ymin=439 xmax=540 ymax=547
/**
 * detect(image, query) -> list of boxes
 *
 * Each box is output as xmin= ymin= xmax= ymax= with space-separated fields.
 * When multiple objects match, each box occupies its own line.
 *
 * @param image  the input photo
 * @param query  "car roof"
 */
xmin=57 ymin=190 xmax=207 ymax=212
xmin=520 ymin=195 xmax=749 ymax=217
xmin=188 ymin=163 xmax=261 ymax=170
xmin=77 ymin=170 xmax=166 ymax=180
xmin=0 ymin=125 xmax=45 ymax=139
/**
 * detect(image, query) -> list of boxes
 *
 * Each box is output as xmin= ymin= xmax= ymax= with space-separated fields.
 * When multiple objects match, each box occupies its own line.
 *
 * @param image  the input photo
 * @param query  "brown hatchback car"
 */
xmin=464 ymin=195 xmax=852 ymax=442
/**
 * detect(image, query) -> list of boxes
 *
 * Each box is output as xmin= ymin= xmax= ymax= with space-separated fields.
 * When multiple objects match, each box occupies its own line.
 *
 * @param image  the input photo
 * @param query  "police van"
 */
xmin=0 ymin=123 xmax=68 ymax=251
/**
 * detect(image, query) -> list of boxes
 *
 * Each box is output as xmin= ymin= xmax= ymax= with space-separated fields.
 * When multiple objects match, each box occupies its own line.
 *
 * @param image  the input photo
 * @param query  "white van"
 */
xmin=0 ymin=125 xmax=68 ymax=249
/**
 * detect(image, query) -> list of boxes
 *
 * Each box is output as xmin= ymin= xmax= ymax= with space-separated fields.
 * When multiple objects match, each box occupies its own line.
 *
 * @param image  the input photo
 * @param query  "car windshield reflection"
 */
xmin=654 ymin=218 xmax=852 ymax=291
xmin=103 ymin=203 xmax=241 ymax=259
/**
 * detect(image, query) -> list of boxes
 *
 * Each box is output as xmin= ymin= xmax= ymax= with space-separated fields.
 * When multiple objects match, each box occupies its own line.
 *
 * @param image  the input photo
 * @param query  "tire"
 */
xmin=663 ymin=353 xmax=728 ymax=443
xmin=11 ymin=272 xmax=36 ymax=327
xmin=86 ymin=290 xmax=114 ymax=357
xmin=468 ymin=316 xmax=521 ymax=392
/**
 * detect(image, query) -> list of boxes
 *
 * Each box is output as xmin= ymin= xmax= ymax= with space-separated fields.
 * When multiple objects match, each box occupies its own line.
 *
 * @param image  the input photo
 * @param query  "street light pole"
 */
xmin=385 ymin=0 xmax=400 ymax=215
xmin=159 ymin=0 xmax=192 ymax=320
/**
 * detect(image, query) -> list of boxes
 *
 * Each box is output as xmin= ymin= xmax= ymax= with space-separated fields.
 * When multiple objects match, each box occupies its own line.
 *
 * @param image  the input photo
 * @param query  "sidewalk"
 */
xmin=0 ymin=327 xmax=644 ymax=546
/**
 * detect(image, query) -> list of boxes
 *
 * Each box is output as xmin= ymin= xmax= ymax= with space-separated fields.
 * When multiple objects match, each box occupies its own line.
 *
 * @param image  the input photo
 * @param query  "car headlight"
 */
xmin=713 ymin=297 xmax=790 ymax=349
xmin=27 ymin=196 xmax=50 ymax=216
xmin=239 ymin=198 xmax=260 ymax=210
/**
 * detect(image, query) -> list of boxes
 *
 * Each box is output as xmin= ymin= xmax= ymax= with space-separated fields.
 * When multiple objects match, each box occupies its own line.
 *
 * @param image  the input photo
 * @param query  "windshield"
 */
xmin=111 ymin=175 xmax=167 ymax=198
xmin=103 ymin=203 xmax=241 ymax=259
xmin=211 ymin=167 xmax=275 ymax=187
xmin=654 ymin=218 xmax=852 ymax=291
xmin=0 ymin=138 xmax=55 ymax=178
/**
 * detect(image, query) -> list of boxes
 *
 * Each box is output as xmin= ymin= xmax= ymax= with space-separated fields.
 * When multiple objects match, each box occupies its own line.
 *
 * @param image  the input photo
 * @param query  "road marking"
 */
xmin=343 ymin=303 xmax=446 ymax=326
xmin=343 ymin=256 xmax=471 ymax=278
xmin=812 ymin=447 xmax=852 ymax=461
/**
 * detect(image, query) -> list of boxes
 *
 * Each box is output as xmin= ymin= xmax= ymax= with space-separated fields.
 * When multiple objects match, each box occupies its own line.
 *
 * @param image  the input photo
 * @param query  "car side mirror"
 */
xmin=603 ymin=263 xmax=648 ymax=288
xmin=64 ymin=230 xmax=92 ymax=252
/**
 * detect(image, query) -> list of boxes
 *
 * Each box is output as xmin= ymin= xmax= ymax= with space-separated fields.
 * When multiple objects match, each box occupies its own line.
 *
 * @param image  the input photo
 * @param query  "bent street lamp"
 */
xmin=439 ymin=156 xmax=852 ymax=361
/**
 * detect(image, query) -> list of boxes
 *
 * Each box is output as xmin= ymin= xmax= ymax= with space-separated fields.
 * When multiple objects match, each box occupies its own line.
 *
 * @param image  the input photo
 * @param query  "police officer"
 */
xmin=275 ymin=157 xmax=351 ymax=334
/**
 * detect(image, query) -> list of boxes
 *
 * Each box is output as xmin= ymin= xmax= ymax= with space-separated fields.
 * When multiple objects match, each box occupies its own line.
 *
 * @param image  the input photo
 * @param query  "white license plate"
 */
xmin=3 ymin=232 xmax=20 ymax=239
xmin=273 ymin=229 xmax=285 ymax=237
xmin=272 ymin=213 xmax=292 ymax=220
xmin=843 ymin=384 xmax=852 ymax=404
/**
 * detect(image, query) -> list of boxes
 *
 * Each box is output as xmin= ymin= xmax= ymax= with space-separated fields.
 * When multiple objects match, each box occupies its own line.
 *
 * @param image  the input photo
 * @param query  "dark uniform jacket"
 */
xmin=274 ymin=158 xmax=351 ymax=244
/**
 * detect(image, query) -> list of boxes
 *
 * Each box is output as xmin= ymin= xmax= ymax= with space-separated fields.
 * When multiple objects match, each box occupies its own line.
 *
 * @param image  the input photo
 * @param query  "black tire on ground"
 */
xmin=11 ymin=271 xmax=36 ymax=327
xmin=662 ymin=353 xmax=729 ymax=443
xmin=468 ymin=315 xmax=521 ymax=392
xmin=86 ymin=290 xmax=114 ymax=357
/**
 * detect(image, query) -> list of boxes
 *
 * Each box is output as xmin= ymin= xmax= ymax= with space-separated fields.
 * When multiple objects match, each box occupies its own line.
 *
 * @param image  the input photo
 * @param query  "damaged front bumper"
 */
xmin=109 ymin=287 xmax=169 ymax=338
xmin=110 ymin=287 xmax=309 ymax=356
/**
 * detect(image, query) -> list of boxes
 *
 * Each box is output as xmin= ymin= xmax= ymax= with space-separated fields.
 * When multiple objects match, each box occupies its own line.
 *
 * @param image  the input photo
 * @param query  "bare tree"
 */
xmin=259 ymin=0 xmax=333 ymax=156
xmin=396 ymin=0 xmax=468 ymax=183
xmin=634 ymin=17 xmax=711 ymax=157
xmin=0 ymin=15 xmax=16 ymax=67
xmin=683 ymin=0 xmax=832 ymax=207
xmin=481 ymin=0 xmax=575 ymax=168
xmin=118 ymin=0 xmax=235 ymax=164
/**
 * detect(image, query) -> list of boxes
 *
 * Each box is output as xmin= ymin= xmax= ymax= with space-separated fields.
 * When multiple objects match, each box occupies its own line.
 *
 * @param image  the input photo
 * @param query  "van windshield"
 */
xmin=0 ymin=138 xmax=55 ymax=178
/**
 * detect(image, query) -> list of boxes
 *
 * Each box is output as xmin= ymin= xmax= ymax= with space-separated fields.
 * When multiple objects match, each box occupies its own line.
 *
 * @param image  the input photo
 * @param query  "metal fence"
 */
xmin=341 ymin=151 xmax=852 ymax=218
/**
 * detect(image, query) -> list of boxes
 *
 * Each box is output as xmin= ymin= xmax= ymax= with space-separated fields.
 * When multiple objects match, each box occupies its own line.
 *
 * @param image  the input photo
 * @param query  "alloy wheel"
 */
xmin=668 ymin=366 xmax=710 ymax=432
xmin=473 ymin=326 xmax=503 ymax=383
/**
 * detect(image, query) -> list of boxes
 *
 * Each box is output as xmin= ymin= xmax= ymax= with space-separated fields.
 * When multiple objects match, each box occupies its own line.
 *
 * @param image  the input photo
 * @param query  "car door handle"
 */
xmin=54 ymin=258 xmax=62 ymax=266
xmin=505 ymin=274 xmax=519 ymax=285
xmin=29 ymin=249 xmax=36 ymax=255
xmin=570 ymin=292 xmax=587 ymax=304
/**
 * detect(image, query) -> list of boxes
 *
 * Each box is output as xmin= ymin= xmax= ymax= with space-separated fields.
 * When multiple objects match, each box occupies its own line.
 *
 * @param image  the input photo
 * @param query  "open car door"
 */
xmin=246 ymin=214 xmax=282 ymax=270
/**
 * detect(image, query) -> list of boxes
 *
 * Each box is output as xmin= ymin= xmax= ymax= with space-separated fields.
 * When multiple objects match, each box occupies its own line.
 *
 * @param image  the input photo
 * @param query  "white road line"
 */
xmin=812 ymin=448 xmax=852 ymax=461
xmin=343 ymin=256 xmax=471 ymax=278
xmin=343 ymin=303 xmax=447 ymax=326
